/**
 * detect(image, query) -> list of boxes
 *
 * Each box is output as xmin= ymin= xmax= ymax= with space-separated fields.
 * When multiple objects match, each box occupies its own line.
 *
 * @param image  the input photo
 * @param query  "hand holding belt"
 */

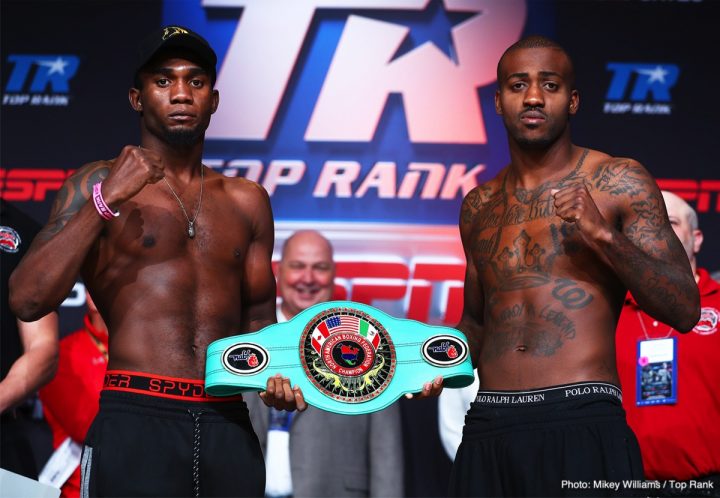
xmin=205 ymin=301 xmax=475 ymax=415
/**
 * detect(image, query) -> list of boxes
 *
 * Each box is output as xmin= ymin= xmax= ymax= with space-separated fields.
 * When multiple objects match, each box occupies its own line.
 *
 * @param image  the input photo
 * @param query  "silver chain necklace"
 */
xmin=162 ymin=165 xmax=204 ymax=239
xmin=636 ymin=311 xmax=674 ymax=340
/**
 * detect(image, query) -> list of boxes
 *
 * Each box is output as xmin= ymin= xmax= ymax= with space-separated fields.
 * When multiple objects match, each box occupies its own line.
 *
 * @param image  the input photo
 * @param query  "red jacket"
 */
xmin=616 ymin=268 xmax=720 ymax=480
xmin=39 ymin=316 xmax=108 ymax=498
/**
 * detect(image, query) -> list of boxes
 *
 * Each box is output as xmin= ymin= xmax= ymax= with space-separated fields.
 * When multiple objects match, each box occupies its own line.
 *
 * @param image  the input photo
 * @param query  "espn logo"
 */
xmin=4 ymin=169 xmax=719 ymax=213
xmin=657 ymin=179 xmax=720 ymax=213
xmin=273 ymin=260 xmax=465 ymax=325
xmin=0 ymin=169 xmax=72 ymax=201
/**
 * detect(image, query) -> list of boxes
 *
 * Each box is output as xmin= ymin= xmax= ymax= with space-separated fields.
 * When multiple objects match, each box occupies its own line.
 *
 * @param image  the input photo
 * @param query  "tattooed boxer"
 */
xmin=449 ymin=35 xmax=699 ymax=497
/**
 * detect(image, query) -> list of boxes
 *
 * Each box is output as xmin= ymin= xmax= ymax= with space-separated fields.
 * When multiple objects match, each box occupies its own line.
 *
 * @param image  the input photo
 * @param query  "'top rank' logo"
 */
xmin=603 ymin=62 xmax=679 ymax=115
xmin=3 ymin=54 xmax=80 ymax=106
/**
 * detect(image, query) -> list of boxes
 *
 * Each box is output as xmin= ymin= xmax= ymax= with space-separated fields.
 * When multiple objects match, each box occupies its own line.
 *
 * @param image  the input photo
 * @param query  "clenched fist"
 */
xmin=101 ymin=145 xmax=165 ymax=208
xmin=551 ymin=184 xmax=613 ymax=245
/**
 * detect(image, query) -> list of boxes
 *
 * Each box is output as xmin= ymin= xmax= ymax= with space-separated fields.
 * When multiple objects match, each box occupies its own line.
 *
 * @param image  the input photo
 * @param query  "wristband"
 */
xmin=92 ymin=182 xmax=119 ymax=220
xmin=205 ymin=300 xmax=475 ymax=415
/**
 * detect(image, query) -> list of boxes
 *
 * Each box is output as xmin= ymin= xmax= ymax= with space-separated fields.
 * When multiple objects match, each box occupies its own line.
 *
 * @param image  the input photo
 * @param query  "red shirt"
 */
xmin=39 ymin=315 xmax=108 ymax=498
xmin=615 ymin=268 xmax=720 ymax=480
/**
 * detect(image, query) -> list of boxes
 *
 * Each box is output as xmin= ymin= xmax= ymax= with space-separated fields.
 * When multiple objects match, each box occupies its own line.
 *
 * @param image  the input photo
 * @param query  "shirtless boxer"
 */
xmin=450 ymin=35 xmax=700 ymax=497
xmin=9 ymin=25 xmax=305 ymax=497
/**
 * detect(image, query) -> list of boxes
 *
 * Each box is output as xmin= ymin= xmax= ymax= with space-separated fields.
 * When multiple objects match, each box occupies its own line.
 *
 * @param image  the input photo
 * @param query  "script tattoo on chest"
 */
xmin=467 ymin=150 xmax=604 ymax=358
xmin=475 ymin=195 xmax=557 ymax=229
xmin=471 ymin=150 xmax=597 ymax=290
xmin=483 ymin=275 xmax=593 ymax=359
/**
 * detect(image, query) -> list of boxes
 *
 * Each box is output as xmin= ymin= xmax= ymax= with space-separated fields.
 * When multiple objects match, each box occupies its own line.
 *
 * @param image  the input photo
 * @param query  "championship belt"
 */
xmin=205 ymin=301 xmax=475 ymax=415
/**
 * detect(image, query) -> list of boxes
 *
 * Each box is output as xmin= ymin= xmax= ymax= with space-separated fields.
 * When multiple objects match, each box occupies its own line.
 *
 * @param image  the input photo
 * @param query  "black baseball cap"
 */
xmin=134 ymin=25 xmax=217 ymax=85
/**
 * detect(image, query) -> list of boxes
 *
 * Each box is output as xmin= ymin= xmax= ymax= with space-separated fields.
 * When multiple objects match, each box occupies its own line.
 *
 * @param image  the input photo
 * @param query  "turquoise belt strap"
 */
xmin=205 ymin=301 xmax=475 ymax=415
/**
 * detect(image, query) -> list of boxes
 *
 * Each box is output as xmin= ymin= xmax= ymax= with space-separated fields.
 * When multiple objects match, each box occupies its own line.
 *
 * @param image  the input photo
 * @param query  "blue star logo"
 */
xmin=365 ymin=0 xmax=476 ymax=64
xmin=37 ymin=57 xmax=70 ymax=75
xmin=636 ymin=65 xmax=670 ymax=84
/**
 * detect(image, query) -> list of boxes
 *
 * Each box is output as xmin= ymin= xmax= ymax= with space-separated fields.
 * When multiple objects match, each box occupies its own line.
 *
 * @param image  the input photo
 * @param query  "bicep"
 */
xmin=18 ymin=313 xmax=59 ymax=354
xmin=458 ymin=191 xmax=485 ymax=328
xmin=458 ymin=192 xmax=485 ymax=364
xmin=35 ymin=164 xmax=109 ymax=243
xmin=616 ymin=164 xmax=684 ymax=261
xmin=243 ymin=240 xmax=275 ymax=306
xmin=459 ymin=256 xmax=484 ymax=328
xmin=17 ymin=313 xmax=59 ymax=385
xmin=241 ymin=186 xmax=277 ymax=329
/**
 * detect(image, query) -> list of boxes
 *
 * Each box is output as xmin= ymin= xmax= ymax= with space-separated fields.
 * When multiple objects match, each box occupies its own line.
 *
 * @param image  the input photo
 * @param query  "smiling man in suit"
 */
xmin=245 ymin=230 xmax=404 ymax=498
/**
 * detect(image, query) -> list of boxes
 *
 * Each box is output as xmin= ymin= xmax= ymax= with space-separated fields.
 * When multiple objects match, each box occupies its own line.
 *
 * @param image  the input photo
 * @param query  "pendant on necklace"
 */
xmin=188 ymin=221 xmax=196 ymax=239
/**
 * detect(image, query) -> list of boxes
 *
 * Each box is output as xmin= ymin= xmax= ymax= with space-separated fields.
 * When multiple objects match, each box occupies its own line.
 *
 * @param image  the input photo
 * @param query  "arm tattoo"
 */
xmin=37 ymin=165 xmax=109 ymax=240
xmin=591 ymin=160 xmax=644 ymax=198
xmin=460 ymin=186 xmax=487 ymax=226
xmin=624 ymin=193 xmax=669 ymax=258
xmin=602 ymin=162 xmax=699 ymax=330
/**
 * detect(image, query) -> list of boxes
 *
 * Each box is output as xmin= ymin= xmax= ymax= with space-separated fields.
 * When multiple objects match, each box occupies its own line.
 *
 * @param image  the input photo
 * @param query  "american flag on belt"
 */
xmin=311 ymin=314 xmax=381 ymax=354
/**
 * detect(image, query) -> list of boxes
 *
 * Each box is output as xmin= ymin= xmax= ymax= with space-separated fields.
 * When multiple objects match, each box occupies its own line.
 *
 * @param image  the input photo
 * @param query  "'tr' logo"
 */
xmin=605 ymin=63 xmax=679 ymax=102
xmin=205 ymin=0 xmax=527 ymax=144
xmin=5 ymin=55 xmax=80 ymax=93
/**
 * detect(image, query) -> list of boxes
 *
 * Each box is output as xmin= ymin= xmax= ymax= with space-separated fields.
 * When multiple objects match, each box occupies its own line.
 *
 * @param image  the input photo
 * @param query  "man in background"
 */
xmin=1 ymin=199 xmax=58 ymax=479
xmin=245 ymin=230 xmax=404 ymax=498
xmin=39 ymin=292 xmax=108 ymax=498
xmin=616 ymin=191 xmax=720 ymax=495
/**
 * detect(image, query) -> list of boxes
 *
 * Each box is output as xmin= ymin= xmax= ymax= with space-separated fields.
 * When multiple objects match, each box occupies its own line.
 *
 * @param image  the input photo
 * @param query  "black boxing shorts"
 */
xmin=449 ymin=382 xmax=644 ymax=497
xmin=80 ymin=371 xmax=264 ymax=498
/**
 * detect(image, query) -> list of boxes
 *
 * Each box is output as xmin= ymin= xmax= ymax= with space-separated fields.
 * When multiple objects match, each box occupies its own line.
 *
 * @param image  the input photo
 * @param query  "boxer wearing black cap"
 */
xmin=134 ymin=26 xmax=217 ymax=87
xmin=9 ymin=25 xmax=306 ymax=497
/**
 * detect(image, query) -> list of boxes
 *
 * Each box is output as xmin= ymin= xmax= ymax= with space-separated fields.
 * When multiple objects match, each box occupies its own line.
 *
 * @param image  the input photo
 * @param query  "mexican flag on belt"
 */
xmin=358 ymin=319 xmax=381 ymax=349
xmin=310 ymin=315 xmax=381 ymax=354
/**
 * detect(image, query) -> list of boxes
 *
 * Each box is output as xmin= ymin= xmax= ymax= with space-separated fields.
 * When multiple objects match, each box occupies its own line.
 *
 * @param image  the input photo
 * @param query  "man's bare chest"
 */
xmin=471 ymin=188 xmax=616 ymax=290
xmin=105 ymin=200 xmax=251 ymax=263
